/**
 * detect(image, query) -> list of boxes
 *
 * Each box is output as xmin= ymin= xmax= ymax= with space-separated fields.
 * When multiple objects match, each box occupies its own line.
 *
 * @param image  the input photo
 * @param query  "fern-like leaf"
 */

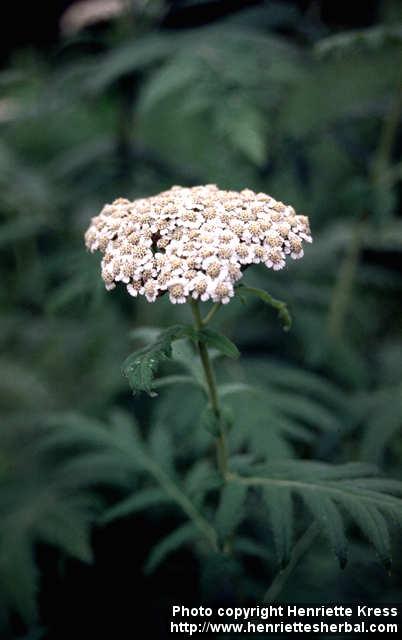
xmin=122 ymin=325 xmax=195 ymax=395
xmin=215 ymin=483 xmax=248 ymax=541
xmin=236 ymin=284 xmax=292 ymax=330
xmin=262 ymin=486 xmax=293 ymax=567
xmin=230 ymin=461 xmax=402 ymax=567
xmin=359 ymin=387 xmax=402 ymax=465
xmin=301 ymin=493 xmax=348 ymax=568
xmin=101 ymin=488 xmax=169 ymax=524
xmin=198 ymin=329 xmax=240 ymax=359
xmin=144 ymin=522 xmax=198 ymax=574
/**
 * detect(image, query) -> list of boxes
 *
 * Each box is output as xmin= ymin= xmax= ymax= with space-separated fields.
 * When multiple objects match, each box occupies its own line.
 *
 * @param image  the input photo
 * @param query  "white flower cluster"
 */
xmin=85 ymin=184 xmax=312 ymax=304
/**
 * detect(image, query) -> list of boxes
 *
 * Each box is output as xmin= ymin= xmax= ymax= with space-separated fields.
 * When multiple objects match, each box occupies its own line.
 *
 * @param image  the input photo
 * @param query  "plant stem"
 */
xmin=202 ymin=302 xmax=221 ymax=325
xmin=327 ymin=76 xmax=402 ymax=339
xmin=190 ymin=299 xmax=229 ymax=479
xmin=263 ymin=524 xmax=319 ymax=602
xmin=372 ymin=78 xmax=402 ymax=182
xmin=146 ymin=456 xmax=219 ymax=552
xmin=327 ymin=218 xmax=364 ymax=339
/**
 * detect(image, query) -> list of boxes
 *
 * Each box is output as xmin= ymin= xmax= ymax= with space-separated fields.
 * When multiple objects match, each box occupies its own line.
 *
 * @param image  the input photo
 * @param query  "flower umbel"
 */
xmin=85 ymin=184 xmax=312 ymax=304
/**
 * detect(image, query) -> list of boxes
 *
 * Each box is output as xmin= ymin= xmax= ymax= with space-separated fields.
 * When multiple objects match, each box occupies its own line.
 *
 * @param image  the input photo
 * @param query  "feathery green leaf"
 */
xmin=122 ymin=325 xmax=196 ymax=395
xmin=144 ymin=523 xmax=198 ymax=574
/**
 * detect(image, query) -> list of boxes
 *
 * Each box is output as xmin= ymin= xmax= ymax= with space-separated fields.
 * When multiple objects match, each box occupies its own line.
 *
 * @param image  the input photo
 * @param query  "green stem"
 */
xmin=263 ymin=524 xmax=319 ymax=602
xmin=372 ymin=78 xmax=402 ymax=182
xmin=190 ymin=299 xmax=229 ymax=479
xmin=146 ymin=456 xmax=219 ymax=552
xmin=327 ymin=219 xmax=364 ymax=339
xmin=227 ymin=472 xmax=400 ymax=508
xmin=202 ymin=302 xmax=221 ymax=325
xmin=327 ymin=76 xmax=402 ymax=339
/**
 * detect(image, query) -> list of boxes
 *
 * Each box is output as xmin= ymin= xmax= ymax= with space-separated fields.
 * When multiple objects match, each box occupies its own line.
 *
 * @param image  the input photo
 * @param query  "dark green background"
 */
xmin=1 ymin=1 xmax=401 ymax=638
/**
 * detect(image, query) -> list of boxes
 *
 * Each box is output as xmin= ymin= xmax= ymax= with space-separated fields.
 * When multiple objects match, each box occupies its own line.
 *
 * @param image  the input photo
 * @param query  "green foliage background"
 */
xmin=1 ymin=0 xmax=402 ymax=636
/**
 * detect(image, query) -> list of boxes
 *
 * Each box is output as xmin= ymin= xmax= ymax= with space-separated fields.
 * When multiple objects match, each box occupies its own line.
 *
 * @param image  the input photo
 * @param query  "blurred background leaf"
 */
xmin=1 ymin=0 xmax=402 ymax=636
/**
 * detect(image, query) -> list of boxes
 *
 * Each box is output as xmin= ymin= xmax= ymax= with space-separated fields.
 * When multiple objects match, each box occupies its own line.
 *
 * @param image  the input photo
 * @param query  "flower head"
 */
xmin=85 ymin=184 xmax=312 ymax=304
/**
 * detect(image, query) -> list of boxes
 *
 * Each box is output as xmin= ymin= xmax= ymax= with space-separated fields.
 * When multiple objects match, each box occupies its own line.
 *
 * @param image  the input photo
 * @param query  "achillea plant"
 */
xmin=84 ymin=184 xmax=312 ymax=302
xmin=84 ymin=185 xmax=402 ymax=593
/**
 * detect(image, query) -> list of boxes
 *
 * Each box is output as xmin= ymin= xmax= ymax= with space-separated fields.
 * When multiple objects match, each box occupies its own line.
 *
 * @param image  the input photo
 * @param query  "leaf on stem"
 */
xmin=101 ymin=488 xmax=170 ymax=524
xmin=230 ymin=461 xmax=402 ymax=569
xmin=122 ymin=324 xmax=196 ymax=395
xmin=262 ymin=486 xmax=293 ymax=567
xmin=198 ymin=328 xmax=240 ymax=359
xmin=200 ymin=405 xmax=221 ymax=437
xmin=236 ymin=284 xmax=292 ymax=330
xmin=199 ymin=403 xmax=234 ymax=437
xmin=144 ymin=522 xmax=198 ymax=574
xmin=215 ymin=483 xmax=248 ymax=541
